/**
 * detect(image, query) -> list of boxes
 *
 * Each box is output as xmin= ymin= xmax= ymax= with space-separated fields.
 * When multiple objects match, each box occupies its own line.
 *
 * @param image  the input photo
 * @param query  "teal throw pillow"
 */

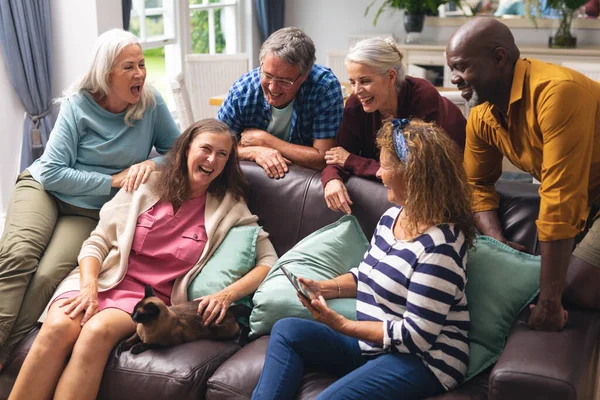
xmin=250 ymin=215 xmax=369 ymax=337
xmin=187 ymin=225 xmax=260 ymax=312
xmin=465 ymin=235 xmax=541 ymax=380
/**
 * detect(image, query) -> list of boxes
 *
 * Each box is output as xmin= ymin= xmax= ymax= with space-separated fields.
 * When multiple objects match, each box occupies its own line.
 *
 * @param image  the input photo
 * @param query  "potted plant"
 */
xmin=525 ymin=0 xmax=589 ymax=48
xmin=365 ymin=0 xmax=451 ymax=43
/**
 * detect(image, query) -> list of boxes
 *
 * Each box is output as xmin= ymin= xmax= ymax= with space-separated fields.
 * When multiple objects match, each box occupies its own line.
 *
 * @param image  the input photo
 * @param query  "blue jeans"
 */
xmin=252 ymin=318 xmax=445 ymax=400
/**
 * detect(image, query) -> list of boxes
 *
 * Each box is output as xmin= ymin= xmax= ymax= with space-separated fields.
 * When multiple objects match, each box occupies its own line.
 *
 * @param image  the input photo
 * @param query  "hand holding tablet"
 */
xmin=280 ymin=266 xmax=316 ymax=300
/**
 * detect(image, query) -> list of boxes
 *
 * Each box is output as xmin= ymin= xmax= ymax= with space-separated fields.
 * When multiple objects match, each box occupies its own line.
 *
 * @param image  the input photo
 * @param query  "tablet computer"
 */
xmin=280 ymin=266 xmax=314 ymax=300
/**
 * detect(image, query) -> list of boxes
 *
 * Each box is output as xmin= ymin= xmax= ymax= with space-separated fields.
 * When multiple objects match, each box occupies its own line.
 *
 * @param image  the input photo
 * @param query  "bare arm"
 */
xmin=298 ymin=293 xmax=384 ymax=345
xmin=474 ymin=210 xmax=527 ymax=252
xmin=529 ymin=239 xmax=572 ymax=331
xmin=240 ymin=128 xmax=335 ymax=170
xmin=299 ymin=272 xmax=357 ymax=300
xmin=478 ymin=210 xmax=571 ymax=330
xmin=298 ymin=273 xmax=381 ymax=343
xmin=219 ymin=265 xmax=271 ymax=302
xmin=59 ymin=256 xmax=102 ymax=325
xmin=270 ymin=137 xmax=335 ymax=170
xmin=197 ymin=265 xmax=271 ymax=325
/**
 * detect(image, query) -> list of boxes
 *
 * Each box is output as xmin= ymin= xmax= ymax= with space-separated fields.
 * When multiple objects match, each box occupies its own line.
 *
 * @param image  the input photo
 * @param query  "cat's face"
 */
xmin=131 ymin=300 xmax=162 ymax=323
xmin=131 ymin=285 xmax=163 ymax=323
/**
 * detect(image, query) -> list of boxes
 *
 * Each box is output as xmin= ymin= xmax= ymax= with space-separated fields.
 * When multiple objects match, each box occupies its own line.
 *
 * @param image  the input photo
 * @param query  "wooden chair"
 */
xmin=170 ymin=72 xmax=194 ymax=131
xmin=185 ymin=53 xmax=249 ymax=120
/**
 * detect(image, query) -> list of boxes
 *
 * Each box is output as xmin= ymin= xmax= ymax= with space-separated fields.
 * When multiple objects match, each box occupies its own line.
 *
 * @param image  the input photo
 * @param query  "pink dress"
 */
xmin=55 ymin=194 xmax=207 ymax=313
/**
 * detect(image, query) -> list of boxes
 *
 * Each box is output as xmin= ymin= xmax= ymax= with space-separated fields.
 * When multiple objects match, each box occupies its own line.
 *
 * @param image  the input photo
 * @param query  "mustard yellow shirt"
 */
xmin=464 ymin=58 xmax=600 ymax=242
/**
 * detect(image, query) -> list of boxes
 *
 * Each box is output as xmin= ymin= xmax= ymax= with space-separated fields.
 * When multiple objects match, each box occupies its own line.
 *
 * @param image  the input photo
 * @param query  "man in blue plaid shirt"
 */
xmin=217 ymin=27 xmax=344 ymax=179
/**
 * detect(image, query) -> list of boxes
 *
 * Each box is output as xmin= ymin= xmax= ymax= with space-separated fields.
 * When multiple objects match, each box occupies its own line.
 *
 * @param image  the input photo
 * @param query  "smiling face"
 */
xmin=105 ymin=44 xmax=146 ymax=113
xmin=347 ymin=61 xmax=397 ymax=116
xmin=376 ymin=149 xmax=407 ymax=206
xmin=186 ymin=132 xmax=233 ymax=198
xmin=260 ymin=54 xmax=306 ymax=109
xmin=445 ymin=43 xmax=496 ymax=107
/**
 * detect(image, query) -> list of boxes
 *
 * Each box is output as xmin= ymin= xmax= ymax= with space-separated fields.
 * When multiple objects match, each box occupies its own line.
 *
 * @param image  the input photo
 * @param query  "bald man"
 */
xmin=446 ymin=18 xmax=600 ymax=331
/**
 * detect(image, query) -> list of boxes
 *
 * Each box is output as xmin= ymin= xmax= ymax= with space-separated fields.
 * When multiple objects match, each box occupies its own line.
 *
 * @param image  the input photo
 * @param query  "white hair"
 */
xmin=345 ymin=37 xmax=406 ymax=90
xmin=59 ymin=28 xmax=155 ymax=126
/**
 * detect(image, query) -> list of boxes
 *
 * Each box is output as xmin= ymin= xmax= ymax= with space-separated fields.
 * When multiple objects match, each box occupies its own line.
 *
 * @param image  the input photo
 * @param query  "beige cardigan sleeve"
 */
xmin=255 ymin=227 xmax=278 ymax=268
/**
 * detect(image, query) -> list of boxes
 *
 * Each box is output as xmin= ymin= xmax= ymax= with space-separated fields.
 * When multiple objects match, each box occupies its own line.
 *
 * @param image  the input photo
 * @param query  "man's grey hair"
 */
xmin=346 ymin=37 xmax=406 ymax=91
xmin=259 ymin=27 xmax=316 ymax=76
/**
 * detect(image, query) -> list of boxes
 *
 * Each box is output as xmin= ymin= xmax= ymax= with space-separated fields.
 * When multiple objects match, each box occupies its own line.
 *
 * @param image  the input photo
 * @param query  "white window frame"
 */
xmin=184 ymin=0 xmax=240 ymax=55
xmin=130 ymin=0 xmax=177 ymax=50
xmin=128 ymin=0 xmax=248 ymax=115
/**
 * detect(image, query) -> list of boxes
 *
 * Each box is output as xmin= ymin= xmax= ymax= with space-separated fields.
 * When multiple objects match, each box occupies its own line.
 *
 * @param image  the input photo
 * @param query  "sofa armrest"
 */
xmin=489 ymin=308 xmax=600 ymax=400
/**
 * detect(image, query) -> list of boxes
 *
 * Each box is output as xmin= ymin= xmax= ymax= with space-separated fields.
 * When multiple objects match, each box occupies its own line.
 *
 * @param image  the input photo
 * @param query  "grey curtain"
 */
xmin=254 ymin=0 xmax=285 ymax=43
xmin=0 ymin=0 xmax=53 ymax=170
xmin=122 ymin=0 xmax=132 ymax=30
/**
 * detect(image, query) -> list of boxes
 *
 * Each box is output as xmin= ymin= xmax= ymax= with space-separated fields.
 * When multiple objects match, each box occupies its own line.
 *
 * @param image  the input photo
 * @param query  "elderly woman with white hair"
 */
xmin=321 ymin=37 xmax=466 ymax=214
xmin=0 ymin=28 xmax=180 ymax=370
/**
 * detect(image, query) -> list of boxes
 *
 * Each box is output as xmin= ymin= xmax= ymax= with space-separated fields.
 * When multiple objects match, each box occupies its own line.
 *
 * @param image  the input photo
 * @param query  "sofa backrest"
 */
xmin=241 ymin=162 xmax=541 ymax=257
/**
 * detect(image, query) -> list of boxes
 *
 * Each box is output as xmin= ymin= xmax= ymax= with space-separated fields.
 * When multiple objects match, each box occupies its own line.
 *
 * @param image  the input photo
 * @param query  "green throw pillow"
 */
xmin=250 ymin=215 xmax=369 ymax=337
xmin=465 ymin=235 xmax=541 ymax=380
xmin=187 ymin=225 xmax=260 ymax=312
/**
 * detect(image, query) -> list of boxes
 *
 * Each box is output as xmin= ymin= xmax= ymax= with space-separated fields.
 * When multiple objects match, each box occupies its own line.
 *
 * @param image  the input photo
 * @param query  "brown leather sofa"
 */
xmin=0 ymin=161 xmax=598 ymax=400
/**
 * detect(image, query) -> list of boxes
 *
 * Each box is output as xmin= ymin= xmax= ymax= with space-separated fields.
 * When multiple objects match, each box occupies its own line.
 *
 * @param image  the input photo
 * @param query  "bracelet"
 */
xmin=332 ymin=277 xmax=341 ymax=298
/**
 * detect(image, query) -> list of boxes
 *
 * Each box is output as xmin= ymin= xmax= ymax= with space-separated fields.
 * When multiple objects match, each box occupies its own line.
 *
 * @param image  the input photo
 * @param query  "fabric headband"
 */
xmin=391 ymin=118 xmax=410 ymax=163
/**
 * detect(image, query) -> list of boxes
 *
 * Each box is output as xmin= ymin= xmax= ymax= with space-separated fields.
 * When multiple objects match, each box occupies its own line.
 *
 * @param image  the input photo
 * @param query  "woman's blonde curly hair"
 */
xmin=376 ymin=118 xmax=476 ymax=249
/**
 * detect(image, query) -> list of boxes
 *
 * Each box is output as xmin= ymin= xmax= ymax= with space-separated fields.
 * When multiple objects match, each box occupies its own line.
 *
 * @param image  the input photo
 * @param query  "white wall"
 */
xmin=0 ymin=51 xmax=26 ymax=235
xmin=51 ymin=0 xmax=122 ymax=97
xmin=0 ymin=0 xmax=122 ymax=236
xmin=284 ymin=0 xmax=600 ymax=66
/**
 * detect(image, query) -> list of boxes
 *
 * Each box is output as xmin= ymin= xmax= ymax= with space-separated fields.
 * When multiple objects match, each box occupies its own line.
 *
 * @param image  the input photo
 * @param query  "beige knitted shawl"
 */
xmin=39 ymin=172 xmax=277 ymax=322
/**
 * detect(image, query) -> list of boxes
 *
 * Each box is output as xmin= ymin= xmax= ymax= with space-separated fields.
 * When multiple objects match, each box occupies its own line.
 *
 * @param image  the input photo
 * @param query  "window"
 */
xmin=188 ymin=0 xmax=239 ymax=54
xmin=130 ymin=0 xmax=177 ymax=108
xmin=130 ymin=0 xmax=176 ymax=49
xmin=128 ymin=0 xmax=242 ymax=114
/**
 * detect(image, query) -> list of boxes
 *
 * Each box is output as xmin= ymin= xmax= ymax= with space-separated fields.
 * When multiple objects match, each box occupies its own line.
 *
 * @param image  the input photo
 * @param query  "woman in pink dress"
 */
xmin=9 ymin=119 xmax=278 ymax=400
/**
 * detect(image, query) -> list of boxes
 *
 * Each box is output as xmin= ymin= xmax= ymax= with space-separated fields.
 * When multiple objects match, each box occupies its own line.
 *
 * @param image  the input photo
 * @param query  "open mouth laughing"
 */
xmin=130 ymin=84 xmax=142 ymax=96
xmin=198 ymin=165 xmax=214 ymax=175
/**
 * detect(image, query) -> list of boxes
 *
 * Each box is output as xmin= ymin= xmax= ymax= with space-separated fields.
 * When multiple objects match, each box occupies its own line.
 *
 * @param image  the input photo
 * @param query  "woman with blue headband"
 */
xmin=253 ymin=119 xmax=476 ymax=400
xmin=321 ymin=37 xmax=466 ymax=215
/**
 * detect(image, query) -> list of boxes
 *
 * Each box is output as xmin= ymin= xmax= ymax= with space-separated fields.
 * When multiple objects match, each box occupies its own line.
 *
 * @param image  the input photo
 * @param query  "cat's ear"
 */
xmin=144 ymin=284 xmax=156 ymax=298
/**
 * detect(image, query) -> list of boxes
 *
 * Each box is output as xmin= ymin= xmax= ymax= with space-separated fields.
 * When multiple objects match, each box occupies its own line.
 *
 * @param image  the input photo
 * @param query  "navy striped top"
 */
xmin=350 ymin=206 xmax=470 ymax=390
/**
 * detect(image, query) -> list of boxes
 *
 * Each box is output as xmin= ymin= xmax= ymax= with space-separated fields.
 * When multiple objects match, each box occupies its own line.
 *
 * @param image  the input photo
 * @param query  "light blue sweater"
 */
xmin=28 ymin=90 xmax=180 ymax=210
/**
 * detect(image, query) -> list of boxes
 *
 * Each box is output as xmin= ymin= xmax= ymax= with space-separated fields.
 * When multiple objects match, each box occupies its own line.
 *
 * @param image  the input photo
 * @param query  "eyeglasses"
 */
xmin=259 ymin=68 xmax=301 ymax=89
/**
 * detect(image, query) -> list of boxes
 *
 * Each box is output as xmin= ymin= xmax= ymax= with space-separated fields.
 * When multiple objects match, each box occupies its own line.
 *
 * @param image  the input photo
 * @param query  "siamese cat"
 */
xmin=118 ymin=284 xmax=247 ymax=355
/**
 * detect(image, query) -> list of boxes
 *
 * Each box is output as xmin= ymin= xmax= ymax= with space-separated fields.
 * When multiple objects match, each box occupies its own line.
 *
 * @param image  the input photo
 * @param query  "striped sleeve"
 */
xmin=382 ymin=245 xmax=466 ymax=354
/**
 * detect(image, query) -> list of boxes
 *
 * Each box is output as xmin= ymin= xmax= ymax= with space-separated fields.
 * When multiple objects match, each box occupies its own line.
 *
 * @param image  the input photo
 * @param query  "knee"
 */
xmin=78 ymin=319 xmax=119 ymax=349
xmin=26 ymin=267 xmax=70 ymax=295
xmin=0 ymin=243 xmax=40 ymax=272
xmin=271 ymin=318 xmax=311 ymax=345
xmin=272 ymin=318 xmax=300 ymax=337
xmin=39 ymin=314 xmax=80 ymax=350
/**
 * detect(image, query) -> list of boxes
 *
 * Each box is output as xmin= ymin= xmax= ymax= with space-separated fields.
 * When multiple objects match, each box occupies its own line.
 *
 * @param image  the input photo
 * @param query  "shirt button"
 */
xmin=193 ymin=234 xmax=198 ymax=239
xmin=393 ymin=340 xmax=401 ymax=345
